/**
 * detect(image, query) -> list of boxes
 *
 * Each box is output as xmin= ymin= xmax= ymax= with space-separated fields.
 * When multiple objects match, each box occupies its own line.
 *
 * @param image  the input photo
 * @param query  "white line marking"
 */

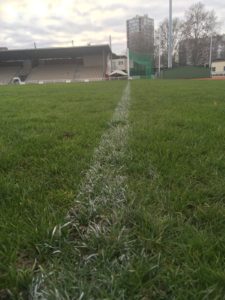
xmin=30 ymin=82 xmax=131 ymax=299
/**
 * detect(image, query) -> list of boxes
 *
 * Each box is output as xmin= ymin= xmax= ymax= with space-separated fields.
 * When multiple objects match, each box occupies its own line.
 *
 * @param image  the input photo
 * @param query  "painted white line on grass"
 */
xmin=69 ymin=81 xmax=131 ymax=223
xmin=31 ymin=82 xmax=131 ymax=299
xmin=74 ymin=82 xmax=130 ymax=200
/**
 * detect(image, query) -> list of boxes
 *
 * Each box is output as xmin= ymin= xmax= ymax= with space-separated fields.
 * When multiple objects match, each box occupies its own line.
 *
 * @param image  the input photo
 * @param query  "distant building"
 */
xmin=179 ymin=35 xmax=225 ymax=66
xmin=126 ymin=15 xmax=154 ymax=56
xmin=112 ymin=54 xmax=127 ymax=72
xmin=211 ymin=60 xmax=225 ymax=76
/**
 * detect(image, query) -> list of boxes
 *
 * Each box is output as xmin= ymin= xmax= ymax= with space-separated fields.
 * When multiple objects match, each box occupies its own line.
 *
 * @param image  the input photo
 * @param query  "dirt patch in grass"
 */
xmin=16 ymin=252 xmax=36 ymax=271
xmin=0 ymin=289 xmax=10 ymax=300
xmin=61 ymin=132 xmax=76 ymax=139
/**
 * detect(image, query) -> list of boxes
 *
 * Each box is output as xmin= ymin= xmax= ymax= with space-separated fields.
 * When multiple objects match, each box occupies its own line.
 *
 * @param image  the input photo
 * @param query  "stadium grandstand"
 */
xmin=0 ymin=44 xmax=111 ymax=84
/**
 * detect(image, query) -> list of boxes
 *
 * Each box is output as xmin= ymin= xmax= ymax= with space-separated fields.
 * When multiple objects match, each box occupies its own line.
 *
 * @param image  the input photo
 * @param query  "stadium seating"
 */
xmin=0 ymin=64 xmax=104 ymax=84
xmin=0 ymin=45 xmax=110 ymax=84
xmin=18 ymin=63 xmax=32 ymax=81
xmin=26 ymin=64 xmax=104 ymax=83
xmin=75 ymin=66 xmax=103 ymax=81
xmin=0 ymin=66 xmax=21 ymax=84
xmin=0 ymin=64 xmax=104 ymax=85
xmin=26 ymin=64 xmax=76 ymax=83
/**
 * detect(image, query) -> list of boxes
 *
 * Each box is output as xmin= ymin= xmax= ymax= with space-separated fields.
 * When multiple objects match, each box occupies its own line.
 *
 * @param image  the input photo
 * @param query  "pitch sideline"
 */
xmin=31 ymin=82 xmax=131 ymax=299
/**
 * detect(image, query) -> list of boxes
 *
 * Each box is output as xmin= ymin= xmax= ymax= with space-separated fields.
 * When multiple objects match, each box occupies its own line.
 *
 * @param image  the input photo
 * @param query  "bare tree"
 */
xmin=181 ymin=2 xmax=219 ymax=65
xmin=155 ymin=17 xmax=183 ymax=68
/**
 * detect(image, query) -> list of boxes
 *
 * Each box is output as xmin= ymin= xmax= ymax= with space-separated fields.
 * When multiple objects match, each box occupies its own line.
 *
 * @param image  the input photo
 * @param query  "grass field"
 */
xmin=0 ymin=81 xmax=125 ymax=298
xmin=1 ymin=80 xmax=225 ymax=299
xmin=126 ymin=80 xmax=225 ymax=299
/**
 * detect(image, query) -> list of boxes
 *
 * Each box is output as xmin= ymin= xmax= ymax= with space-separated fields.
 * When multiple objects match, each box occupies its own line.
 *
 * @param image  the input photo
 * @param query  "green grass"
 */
xmin=1 ymin=80 xmax=225 ymax=299
xmin=0 ymin=81 xmax=125 ymax=298
xmin=125 ymin=80 xmax=225 ymax=298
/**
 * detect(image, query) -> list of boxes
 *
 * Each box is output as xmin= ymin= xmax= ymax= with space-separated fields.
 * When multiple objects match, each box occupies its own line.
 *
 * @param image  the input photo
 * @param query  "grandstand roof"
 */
xmin=0 ymin=44 xmax=111 ymax=62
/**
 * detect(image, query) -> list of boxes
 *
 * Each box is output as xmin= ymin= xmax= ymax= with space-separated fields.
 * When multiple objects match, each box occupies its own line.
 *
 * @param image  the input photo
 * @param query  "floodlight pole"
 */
xmin=158 ymin=32 xmax=161 ymax=77
xmin=168 ymin=0 xmax=173 ymax=69
xmin=209 ymin=35 xmax=213 ymax=69
xmin=109 ymin=35 xmax=113 ymax=73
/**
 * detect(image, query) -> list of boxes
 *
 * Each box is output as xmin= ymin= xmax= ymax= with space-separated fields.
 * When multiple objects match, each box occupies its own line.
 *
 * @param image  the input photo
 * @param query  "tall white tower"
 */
xmin=168 ymin=0 xmax=173 ymax=68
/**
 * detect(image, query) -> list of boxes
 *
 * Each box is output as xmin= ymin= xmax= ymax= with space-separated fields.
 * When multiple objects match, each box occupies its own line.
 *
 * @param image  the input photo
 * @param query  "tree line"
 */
xmin=155 ymin=2 xmax=223 ymax=67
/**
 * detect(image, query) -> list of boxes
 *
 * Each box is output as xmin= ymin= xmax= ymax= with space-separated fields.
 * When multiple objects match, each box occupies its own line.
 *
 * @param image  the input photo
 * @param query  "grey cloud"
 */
xmin=47 ymin=21 xmax=102 ymax=35
xmin=1 ymin=0 xmax=225 ymax=53
xmin=102 ymin=17 xmax=126 ymax=29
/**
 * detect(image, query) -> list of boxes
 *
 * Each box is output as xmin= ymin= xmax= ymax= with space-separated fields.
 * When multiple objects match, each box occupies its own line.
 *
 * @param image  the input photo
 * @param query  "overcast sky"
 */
xmin=0 ymin=0 xmax=224 ymax=54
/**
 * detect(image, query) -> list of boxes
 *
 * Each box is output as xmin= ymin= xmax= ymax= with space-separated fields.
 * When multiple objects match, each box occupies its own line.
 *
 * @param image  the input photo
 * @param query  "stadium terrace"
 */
xmin=0 ymin=44 xmax=112 ymax=84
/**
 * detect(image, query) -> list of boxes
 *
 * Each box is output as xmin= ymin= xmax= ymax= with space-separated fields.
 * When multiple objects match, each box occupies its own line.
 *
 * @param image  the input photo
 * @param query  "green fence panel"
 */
xmin=129 ymin=50 xmax=153 ymax=78
xmin=161 ymin=66 xmax=210 ymax=79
